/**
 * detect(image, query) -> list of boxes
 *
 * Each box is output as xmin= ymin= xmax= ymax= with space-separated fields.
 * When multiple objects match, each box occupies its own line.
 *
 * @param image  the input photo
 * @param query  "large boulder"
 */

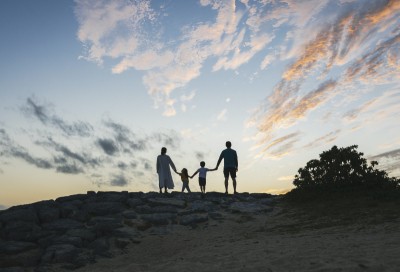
xmin=0 ymin=241 xmax=37 ymax=255
xmin=121 ymin=210 xmax=137 ymax=219
xmin=66 ymin=229 xmax=96 ymax=243
xmin=83 ymin=202 xmax=125 ymax=216
xmin=88 ymin=217 xmax=123 ymax=234
xmin=140 ymin=213 xmax=177 ymax=225
xmin=96 ymin=191 xmax=129 ymax=203
xmin=88 ymin=238 xmax=110 ymax=257
xmin=0 ymin=207 xmax=38 ymax=224
xmin=147 ymin=198 xmax=186 ymax=208
xmin=55 ymin=194 xmax=88 ymax=203
xmin=0 ymin=241 xmax=41 ymax=268
xmin=41 ymin=244 xmax=80 ymax=264
xmin=2 ymin=221 xmax=41 ymax=242
xmin=180 ymin=214 xmax=208 ymax=226
xmin=126 ymin=198 xmax=143 ymax=208
xmin=42 ymin=219 xmax=83 ymax=232
xmin=36 ymin=206 xmax=60 ymax=224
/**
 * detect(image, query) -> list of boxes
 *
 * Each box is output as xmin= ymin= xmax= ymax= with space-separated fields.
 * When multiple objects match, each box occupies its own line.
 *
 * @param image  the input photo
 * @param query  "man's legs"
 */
xmin=224 ymin=177 xmax=229 ymax=194
xmin=233 ymin=178 xmax=237 ymax=194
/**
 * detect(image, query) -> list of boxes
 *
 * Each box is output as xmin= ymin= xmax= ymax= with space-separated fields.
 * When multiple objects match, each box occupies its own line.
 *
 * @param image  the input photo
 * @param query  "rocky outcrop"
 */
xmin=0 ymin=191 xmax=276 ymax=270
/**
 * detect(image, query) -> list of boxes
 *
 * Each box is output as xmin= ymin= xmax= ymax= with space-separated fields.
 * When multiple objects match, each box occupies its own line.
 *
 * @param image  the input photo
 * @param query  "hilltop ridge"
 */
xmin=0 ymin=191 xmax=276 ymax=271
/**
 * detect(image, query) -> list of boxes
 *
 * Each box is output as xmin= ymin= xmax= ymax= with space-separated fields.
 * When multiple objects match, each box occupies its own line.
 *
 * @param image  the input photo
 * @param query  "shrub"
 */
xmin=292 ymin=145 xmax=399 ymax=191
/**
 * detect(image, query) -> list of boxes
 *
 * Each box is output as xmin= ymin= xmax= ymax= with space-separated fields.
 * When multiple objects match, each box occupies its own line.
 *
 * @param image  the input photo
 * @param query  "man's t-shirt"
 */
xmin=218 ymin=148 xmax=238 ymax=169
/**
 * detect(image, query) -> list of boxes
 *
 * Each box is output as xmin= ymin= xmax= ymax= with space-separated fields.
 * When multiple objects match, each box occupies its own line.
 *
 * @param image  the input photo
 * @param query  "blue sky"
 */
xmin=1 ymin=0 xmax=399 ymax=208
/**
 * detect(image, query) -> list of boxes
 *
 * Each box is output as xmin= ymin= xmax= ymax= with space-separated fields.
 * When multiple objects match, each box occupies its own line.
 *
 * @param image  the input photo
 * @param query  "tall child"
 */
xmin=191 ymin=161 xmax=217 ymax=195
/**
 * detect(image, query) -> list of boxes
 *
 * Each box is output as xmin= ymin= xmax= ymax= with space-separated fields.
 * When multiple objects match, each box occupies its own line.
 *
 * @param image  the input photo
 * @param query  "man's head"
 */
xmin=161 ymin=147 xmax=167 ymax=154
xmin=226 ymin=141 xmax=232 ymax=148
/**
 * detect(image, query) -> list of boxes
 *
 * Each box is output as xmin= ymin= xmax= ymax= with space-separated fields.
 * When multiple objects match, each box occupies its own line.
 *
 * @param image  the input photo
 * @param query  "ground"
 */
xmin=70 ymin=196 xmax=400 ymax=272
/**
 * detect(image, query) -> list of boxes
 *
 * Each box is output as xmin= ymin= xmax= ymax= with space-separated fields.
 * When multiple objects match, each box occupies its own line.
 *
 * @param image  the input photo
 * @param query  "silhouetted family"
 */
xmin=156 ymin=141 xmax=238 ymax=196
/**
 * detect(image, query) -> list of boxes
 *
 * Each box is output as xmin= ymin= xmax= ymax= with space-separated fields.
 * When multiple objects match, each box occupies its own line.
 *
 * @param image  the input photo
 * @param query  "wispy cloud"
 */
xmin=1 ymin=98 xmax=182 ymax=187
xmin=303 ymin=130 xmax=342 ymax=149
xmin=1 ymin=128 xmax=53 ymax=169
xmin=369 ymin=148 xmax=400 ymax=176
xmin=277 ymin=175 xmax=295 ymax=182
xmin=73 ymin=0 xmax=399 ymax=160
xmin=22 ymin=97 xmax=93 ymax=137
xmin=249 ymin=0 xmax=400 ymax=158
xmin=217 ymin=109 xmax=227 ymax=121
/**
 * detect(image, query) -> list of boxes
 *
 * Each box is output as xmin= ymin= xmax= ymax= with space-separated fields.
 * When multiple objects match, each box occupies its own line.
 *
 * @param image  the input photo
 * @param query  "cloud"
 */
xmin=370 ymin=148 xmax=400 ymax=161
xmin=180 ymin=91 xmax=196 ymax=113
xmin=217 ymin=109 xmax=227 ymax=121
xmin=117 ymin=161 xmax=128 ymax=170
xmin=262 ymin=188 xmax=292 ymax=195
xmin=195 ymin=152 xmax=205 ymax=161
xmin=103 ymin=120 xmax=148 ymax=152
xmin=75 ymin=0 xmax=276 ymax=116
xmin=262 ymin=132 xmax=301 ymax=153
xmin=151 ymin=130 xmax=181 ymax=149
xmin=2 ymin=99 xmax=183 ymax=188
xmin=35 ymin=137 xmax=102 ymax=174
xmin=369 ymin=148 xmax=400 ymax=176
xmin=251 ymin=80 xmax=337 ymax=153
xmin=256 ymin=132 xmax=301 ymax=159
xmin=278 ymin=175 xmax=295 ymax=182
xmin=75 ymin=0 xmax=156 ymax=64
xmin=37 ymin=138 xmax=89 ymax=165
xmin=249 ymin=0 xmax=400 ymax=158
xmin=1 ymin=129 xmax=52 ymax=169
xmin=142 ymin=158 xmax=153 ymax=171
xmin=22 ymin=97 xmax=93 ymax=137
xmin=260 ymin=54 xmax=276 ymax=70
xmin=56 ymin=164 xmax=84 ymax=174
xmin=11 ymin=149 xmax=53 ymax=169
xmin=102 ymin=119 xmax=181 ymax=154
xmin=97 ymin=138 xmax=118 ymax=156
xmin=110 ymin=174 xmax=129 ymax=187
xmin=303 ymin=130 xmax=342 ymax=149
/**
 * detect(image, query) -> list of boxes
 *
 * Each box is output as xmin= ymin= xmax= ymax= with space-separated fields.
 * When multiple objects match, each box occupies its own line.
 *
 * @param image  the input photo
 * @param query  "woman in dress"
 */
xmin=156 ymin=147 xmax=177 ymax=193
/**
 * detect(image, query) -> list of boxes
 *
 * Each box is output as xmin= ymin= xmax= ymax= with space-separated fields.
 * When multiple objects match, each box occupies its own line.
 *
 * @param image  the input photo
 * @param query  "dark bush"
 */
xmin=292 ymin=145 xmax=399 ymax=191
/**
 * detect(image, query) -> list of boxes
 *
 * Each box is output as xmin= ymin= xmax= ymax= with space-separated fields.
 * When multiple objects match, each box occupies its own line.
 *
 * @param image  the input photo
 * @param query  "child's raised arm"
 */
xmin=209 ymin=167 xmax=218 ymax=171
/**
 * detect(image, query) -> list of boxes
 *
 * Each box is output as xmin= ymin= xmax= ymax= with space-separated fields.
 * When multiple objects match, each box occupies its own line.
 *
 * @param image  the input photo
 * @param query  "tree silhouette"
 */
xmin=293 ymin=145 xmax=399 ymax=190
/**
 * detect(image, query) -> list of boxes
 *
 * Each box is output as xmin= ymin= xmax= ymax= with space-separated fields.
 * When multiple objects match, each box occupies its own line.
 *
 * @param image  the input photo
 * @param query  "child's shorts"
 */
xmin=199 ymin=177 xmax=206 ymax=186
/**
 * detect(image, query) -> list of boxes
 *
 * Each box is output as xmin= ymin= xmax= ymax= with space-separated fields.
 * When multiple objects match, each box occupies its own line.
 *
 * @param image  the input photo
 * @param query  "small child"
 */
xmin=191 ymin=161 xmax=216 ymax=196
xmin=176 ymin=168 xmax=191 ymax=193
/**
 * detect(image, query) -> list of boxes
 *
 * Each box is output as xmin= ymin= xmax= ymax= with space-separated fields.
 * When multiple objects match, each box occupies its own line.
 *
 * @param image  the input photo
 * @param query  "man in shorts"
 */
xmin=216 ymin=141 xmax=238 ymax=194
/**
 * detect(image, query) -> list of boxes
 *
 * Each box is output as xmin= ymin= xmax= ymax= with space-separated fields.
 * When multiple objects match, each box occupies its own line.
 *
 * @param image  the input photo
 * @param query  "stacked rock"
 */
xmin=0 ymin=191 xmax=275 ymax=271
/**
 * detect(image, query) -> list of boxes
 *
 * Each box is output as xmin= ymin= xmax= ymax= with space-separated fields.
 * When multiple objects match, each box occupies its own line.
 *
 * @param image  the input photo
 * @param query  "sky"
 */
xmin=1 ymin=0 xmax=399 ymax=209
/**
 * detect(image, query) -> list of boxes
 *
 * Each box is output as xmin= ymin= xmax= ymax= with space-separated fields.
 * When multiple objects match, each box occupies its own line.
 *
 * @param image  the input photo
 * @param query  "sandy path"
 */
xmin=72 ymin=204 xmax=400 ymax=272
